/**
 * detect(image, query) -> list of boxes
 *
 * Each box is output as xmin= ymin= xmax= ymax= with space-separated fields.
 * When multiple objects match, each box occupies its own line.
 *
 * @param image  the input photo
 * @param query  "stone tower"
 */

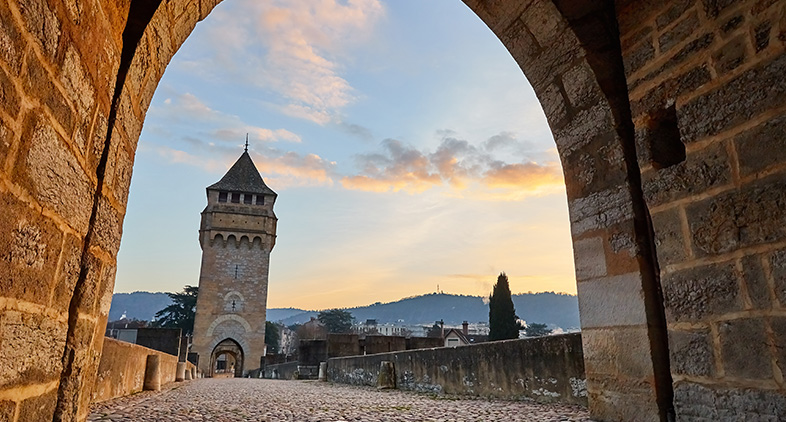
xmin=191 ymin=149 xmax=277 ymax=377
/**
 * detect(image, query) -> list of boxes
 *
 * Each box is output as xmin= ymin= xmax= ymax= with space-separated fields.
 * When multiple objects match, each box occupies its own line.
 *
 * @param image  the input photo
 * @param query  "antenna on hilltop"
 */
xmin=244 ymin=133 xmax=249 ymax=152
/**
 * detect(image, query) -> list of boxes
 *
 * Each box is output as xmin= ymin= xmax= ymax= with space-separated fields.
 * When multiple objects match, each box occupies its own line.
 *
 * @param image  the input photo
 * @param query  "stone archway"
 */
xmin=0 ymin=1 xmax=785 ymax=421
xmin=210 ymin=338 xmax=244 ymax=378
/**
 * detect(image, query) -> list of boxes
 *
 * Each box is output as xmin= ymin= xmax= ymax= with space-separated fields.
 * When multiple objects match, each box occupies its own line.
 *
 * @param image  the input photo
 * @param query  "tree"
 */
xmin=265 ymin=321 xmax=280 ymax=354
xmin=488 ymin=272 xmax=520 ymax=341
xmin=152 ymin=286 xmax=198 ymax=334
xmin=318 ymin=309 xmax=354 ymax=333
xmin=524 ymin=322 xmax=552 ymax=337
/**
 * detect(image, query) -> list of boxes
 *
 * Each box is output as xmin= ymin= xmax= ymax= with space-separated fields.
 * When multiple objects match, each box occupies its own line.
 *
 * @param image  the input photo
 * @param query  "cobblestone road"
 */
xmin=88 ymin=378 xmax=591 ymax=421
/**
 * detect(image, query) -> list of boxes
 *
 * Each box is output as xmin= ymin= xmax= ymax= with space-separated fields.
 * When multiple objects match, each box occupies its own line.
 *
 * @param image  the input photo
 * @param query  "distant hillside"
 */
xmin=108 ymin=292 xmax=172 ymax=321
xmin=268 ymin=292 xmax=579 ymax=329
xmin=110 ymin=292 xmax=580 ymax=329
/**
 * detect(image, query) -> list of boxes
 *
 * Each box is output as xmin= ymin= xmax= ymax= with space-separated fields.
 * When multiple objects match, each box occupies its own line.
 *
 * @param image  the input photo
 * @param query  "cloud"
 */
xmin=155 ymin=93 xmax=302 ymax=144
xmin=339 ymin=132 xmax=564 ymax=198
xmin=142 ymin=139 xmax=336 ymax=189
xmin=198 ymin=0 xmax=385 ymax=124
xmin=336 ymin=121 xmax=374 ymax=142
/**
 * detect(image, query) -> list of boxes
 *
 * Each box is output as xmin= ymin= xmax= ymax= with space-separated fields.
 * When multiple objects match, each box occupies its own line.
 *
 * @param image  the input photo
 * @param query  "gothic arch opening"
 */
xmin=210 ymin=338 xmax=245 ymax=378
xmin=0 ymin=1 xmax=784 ymax=421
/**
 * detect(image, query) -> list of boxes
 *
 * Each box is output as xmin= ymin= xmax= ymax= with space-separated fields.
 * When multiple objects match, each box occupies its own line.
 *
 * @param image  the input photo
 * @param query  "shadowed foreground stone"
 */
xmin=88 ymin=378 xmax=590 ymax=422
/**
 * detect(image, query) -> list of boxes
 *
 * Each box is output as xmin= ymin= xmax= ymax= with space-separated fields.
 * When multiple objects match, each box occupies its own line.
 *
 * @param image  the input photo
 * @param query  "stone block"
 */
xmin=675 ymin=381 xmax=786 ymax=420
xmin=770 ymin=247 xmax=786 ymax=304
xmin=639 ymin=33 xmax=714 ymax=85
xmin=144 ymin=354 xmax=161 ymax=391
xmin=60 ymin=46 xmax=96 ymax=135
xmin=577 ymin=273 xmax=647 ymax=328
xmin=50 ymin=234 xmax=83 ymax=313
xmin=538 ymin=82 xmax=568 ymax=129
xmin=659 ymin=11 xmax=700 ymax=53
xmin=769 ymin=317 xmax=786 ymax=375
xmin=669 ymin=329 xmax=715 ymax=377
xmin=679 ymin=54 xmax=786 ymax=143
xmin=754 ymin=21 xmax=772 ymax=52
xmin=562 ymin=131 xmax=627 ymax=200
xmin=740 ymin=254 xmax=772 ymax=310
xmin=0 ymin=118 xmax=12 ymax=169
xmin=23 ymin=54 xmax=75 ymax=134
xmin=0 ymin=310 xmax=67 ymax=389
xmin=569 ymin=186 xmax=634 ymax=237
xmin=500 ymin=17 xmax=540 ymax=72
xmin=17 ymin=116 xmax=94 ymax=235
xmin=0 ymin=63 xmax=20 ymax=119
xmin=0 ymin=1 xmax=25 ymax=74
xmin=581 ymin=329 xmax=616 ymax=375
xmin=522 ymin=0 xmax=566 ymax=48
xmin=687 ymin=176 xmax=786 ymax=256
xmin=712 ymin=35 xmax=748 ymax=75
xmin=71 ymin=251 xmax=103 ymax=315
xmin=720 ymin=14 xmax=745 ymax=34
xmin=656 ymin=0 xmax=697 ymax=30
xmin=562 ymin=63 xmax=599 ymax=109
xmin=719 ymin=318 xmax=772 ymax=379
xmin=573 ymin=237 xmax=607 ymax=281
xmin=701 ymin=0 xmax=738 ymax=18
xmin=525 ymin=29 xmax=582 ymax=92
xmin=630 ymin=64 xmax=711 ymax=119
xmin=613 ymin=328 xmax=656 ymax=378
xmin=0 ymin=191 xmax=64 ymax=306
xmin=17 ymin=389 xmax=57 ymax=422
xmin=623 ymin=37 xmax=655 ymax=75
xmin=17 ymin=0 xmax=61 ymax=60
xmin=642 ymin=141 xmax=731 ymax=207
xmin=651 ymin=208 xmax=688 ymax=267
xmin=662 ymin=262 xmax=742 ymax=322
xmin=92 ymin=196 xmax=124 ymax=258
xmin=0 ymin=400 xmax=14 ymax=421
xmin=735 ymin=114 xmax=786 ymax=178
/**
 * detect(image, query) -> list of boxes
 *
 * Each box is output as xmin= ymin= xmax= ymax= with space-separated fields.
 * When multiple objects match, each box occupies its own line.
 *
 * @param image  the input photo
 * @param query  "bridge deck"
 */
xmin=88 ymin=378 xmax=590 ymax=421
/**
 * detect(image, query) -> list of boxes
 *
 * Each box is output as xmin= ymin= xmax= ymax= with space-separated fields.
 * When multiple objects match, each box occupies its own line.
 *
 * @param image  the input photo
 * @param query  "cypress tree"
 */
xmin=488 ymin=272 xmax=520 ymax=341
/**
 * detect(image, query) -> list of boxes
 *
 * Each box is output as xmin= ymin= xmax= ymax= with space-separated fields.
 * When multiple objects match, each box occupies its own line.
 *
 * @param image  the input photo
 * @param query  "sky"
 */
xmin=114 ymin=0 xmax=576 ymax=310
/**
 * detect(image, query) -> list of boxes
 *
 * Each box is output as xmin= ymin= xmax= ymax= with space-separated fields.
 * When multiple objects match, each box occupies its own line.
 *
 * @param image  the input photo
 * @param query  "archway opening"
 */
xmin=211 ymin=338 xmax=245 ymax=378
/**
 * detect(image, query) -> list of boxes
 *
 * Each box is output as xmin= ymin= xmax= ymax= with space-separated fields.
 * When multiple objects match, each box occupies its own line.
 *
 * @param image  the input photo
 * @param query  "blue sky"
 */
xmin=114 ymin=0 xmax=575 ymax=309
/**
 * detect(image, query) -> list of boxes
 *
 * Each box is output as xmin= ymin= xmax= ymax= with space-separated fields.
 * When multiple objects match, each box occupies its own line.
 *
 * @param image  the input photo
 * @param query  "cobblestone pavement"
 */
xmin=88 ymin=378 xmax=591 ymax=421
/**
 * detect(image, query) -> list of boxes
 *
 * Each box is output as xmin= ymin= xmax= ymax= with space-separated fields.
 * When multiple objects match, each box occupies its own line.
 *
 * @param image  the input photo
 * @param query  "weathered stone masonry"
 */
xmin=0 ymin=0 xmax=784 ymax=421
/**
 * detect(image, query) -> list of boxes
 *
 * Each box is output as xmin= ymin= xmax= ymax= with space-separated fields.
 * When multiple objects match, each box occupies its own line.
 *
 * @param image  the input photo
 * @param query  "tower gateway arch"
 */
xmin=191 ymin=148 xmax=278 ymax=377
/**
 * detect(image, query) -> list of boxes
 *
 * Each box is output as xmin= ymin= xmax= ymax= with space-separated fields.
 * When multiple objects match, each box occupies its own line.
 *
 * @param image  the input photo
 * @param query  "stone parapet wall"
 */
xmin=90 ymin=337 xmax=195 ymax=404
xmin=327 ymin=333 xmax=587 ymax=407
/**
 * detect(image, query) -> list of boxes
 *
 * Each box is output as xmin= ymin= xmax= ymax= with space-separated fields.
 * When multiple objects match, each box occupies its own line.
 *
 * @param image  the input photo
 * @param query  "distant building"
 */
xmin=444 ymin=321 xmax=489 ymax=347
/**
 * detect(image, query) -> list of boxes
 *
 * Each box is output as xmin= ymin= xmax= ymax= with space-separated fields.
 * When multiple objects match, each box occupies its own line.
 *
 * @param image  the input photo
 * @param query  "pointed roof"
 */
xmin=207 ymin=151 xmax=276 ymax=195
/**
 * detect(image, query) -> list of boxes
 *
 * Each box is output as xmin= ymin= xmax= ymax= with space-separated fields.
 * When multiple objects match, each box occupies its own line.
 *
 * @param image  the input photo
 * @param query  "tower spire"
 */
xmin=244 ymin=133 xmax=249 ymax=152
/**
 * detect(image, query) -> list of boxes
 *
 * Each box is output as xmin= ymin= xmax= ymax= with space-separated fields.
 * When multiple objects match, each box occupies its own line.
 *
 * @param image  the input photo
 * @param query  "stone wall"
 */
xmin=615 ymin=1 xmax=786 ymax=420
xmin=327 ymin=334 xmax=587 ymax=406
xmin=91 ymin=337 xmax=195 ymax=404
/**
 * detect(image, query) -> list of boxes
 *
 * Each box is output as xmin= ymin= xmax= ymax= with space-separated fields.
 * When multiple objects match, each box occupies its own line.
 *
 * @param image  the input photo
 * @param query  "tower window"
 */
xmin=231 ymin=193 xmax=240 ymax=203
xmin=243 ymin=194 xmax=252 ymax=205
xmin=218 ymin=192 xmax=228 ymax=202
xmin=255 ymin=195 xmax=264 ymax=205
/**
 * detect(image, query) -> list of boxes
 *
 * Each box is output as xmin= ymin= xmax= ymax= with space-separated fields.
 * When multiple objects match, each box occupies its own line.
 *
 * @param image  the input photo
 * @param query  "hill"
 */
xmin=109 ymin=291 xmax=580 ymax=329
xmin=273 ymin=292 xmax=579 ymax=329
xmin=108 ymin=292 xmax=173 ymax=321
